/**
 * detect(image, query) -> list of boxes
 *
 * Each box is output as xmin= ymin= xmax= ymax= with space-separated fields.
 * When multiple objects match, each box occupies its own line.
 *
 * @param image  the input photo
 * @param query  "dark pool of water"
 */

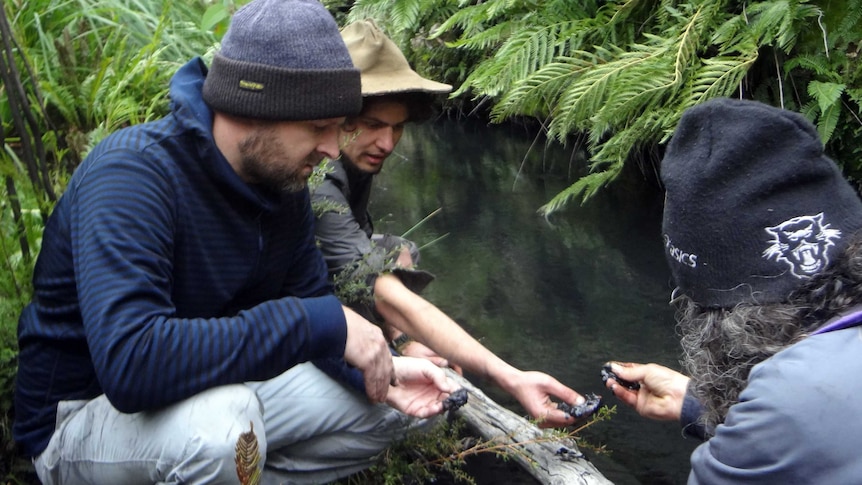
xmin=368 ymin=117 xmax=699 ymax=484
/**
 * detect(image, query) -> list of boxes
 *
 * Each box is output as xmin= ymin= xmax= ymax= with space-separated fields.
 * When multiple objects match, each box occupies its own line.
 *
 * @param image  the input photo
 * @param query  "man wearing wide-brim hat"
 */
xmin=312 ymin=20 xmax=587 ymax=429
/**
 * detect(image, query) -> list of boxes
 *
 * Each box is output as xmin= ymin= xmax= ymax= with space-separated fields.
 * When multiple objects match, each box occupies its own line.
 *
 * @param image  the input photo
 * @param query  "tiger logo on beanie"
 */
xmin=763 ymin=213 xmax=841 ymax=278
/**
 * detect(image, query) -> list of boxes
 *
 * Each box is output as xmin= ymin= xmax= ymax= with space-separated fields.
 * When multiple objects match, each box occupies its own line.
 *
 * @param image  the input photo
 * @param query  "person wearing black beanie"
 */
xmin=603 ymin=97 xmax=862 ymax=484
xmin=15 ymin=1 xmax=458 ymax=484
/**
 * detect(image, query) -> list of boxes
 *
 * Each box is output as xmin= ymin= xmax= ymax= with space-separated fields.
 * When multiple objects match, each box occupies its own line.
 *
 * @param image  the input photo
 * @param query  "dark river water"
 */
xmin=367 ymin=117 xmax=699 ymax=484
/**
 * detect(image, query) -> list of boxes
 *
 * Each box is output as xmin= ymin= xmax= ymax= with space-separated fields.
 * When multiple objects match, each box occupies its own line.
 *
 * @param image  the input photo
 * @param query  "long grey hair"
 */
xmin=676 ymin=234 xmax=862 ymax=435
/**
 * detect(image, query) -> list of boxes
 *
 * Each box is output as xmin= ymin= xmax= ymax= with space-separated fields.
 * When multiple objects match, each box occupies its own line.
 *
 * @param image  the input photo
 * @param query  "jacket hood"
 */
xmin=169 ymin=58 xmax=284 ymax=212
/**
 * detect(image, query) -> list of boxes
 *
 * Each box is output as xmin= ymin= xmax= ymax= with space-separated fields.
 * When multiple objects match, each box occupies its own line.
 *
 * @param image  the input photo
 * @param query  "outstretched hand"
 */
xmin=604 ymin=362 xmax=690 ymax=421
xmin=508 ymin=371 xmax=586 ymax=428
xmin=386 ymin=356 xmax=459 ymax=418
xmin=342 ymin=305 xmax=394 ymax=404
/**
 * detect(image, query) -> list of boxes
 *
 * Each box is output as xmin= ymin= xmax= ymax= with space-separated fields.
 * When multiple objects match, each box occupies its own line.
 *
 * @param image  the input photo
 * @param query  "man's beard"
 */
xmin=676 ymin=298 xmax=804 ymax=436
xmin=238 ymin=127 xmax=315 ymax=193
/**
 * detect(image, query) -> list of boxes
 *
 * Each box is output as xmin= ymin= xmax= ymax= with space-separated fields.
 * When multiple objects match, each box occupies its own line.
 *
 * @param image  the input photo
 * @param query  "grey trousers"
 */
xmin=34 ymin=363 xmax=422 ymax=484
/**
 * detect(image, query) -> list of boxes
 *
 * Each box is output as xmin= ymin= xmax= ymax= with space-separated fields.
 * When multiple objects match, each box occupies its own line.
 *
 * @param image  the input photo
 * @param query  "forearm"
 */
xmin=85 ymin=295 xmax=346 ymax=412
xmin=374 ymin=274 xmax=521 ymax=388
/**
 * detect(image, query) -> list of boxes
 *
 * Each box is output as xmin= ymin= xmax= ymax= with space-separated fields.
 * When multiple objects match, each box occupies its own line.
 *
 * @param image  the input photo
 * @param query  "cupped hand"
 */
xmin=508 ymin=371 xmax=586 ymax=428
xmin=386 ymin=356 xmax=459 ymax=418
xmin=342 ymin=305 xmax=394 ymax=403
xmin=604 ymin=361 xmax=690 ymax=421
xmin=399 ymin=340 xmax=464 ymax=375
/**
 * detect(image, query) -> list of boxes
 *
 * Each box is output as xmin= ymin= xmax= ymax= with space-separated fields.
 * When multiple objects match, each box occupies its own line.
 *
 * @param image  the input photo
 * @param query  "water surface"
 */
xmin=369 ymin=118 xmax=699 ymax=484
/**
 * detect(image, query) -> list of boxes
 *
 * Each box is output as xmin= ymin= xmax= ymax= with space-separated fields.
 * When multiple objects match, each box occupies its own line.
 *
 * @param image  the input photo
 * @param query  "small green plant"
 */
xmin=0 ymin=152 xmax=44 ymax=484
xmin=340 ymin=406 xmax=615 ymax=484
xmin=0 ymin=1 xmax=242 ymax=481
xmin=310 ymin=159 xmax=446 ymax=309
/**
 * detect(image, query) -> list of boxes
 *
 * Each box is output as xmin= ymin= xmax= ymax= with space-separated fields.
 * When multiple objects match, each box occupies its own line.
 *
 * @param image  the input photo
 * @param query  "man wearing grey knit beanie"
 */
xmin=603 ymin=97 xmax=862 ymax=483
xmin=15 ymin=1 xmax=458 ymax=484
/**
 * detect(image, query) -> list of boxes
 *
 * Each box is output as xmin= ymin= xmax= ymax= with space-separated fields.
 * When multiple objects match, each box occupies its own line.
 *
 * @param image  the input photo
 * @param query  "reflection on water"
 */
xmin=370 ymin=117 xmax=698 ymax=484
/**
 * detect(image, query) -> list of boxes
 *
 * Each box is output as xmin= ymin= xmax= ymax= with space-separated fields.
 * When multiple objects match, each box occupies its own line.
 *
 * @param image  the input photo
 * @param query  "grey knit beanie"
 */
xmin=661 ymin=97 xmax=862 ymax=308
xmin=202 ymin=0 xmax=361 ymax=121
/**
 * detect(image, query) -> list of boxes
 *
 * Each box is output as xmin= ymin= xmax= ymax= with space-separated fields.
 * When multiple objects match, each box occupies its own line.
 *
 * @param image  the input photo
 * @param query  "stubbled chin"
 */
xmin=362 ymin=158 xmax=384 ymax=173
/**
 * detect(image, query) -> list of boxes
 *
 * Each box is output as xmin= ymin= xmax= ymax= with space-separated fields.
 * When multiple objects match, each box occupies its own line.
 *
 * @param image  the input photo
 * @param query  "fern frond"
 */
xmin=711 ymin=12 xmax=743 ymax=49
xmin=808 ymin=80 xmax=846 ymax=115
xmin=679 ymin=51 xmax=758 ymax=106
xmin=454 ymin=19 xmax=592 ymax=97
xmin=671 ymin=3 xmax=718 ymax=82
xmin=433 ymin=0 xmax=523 ymax=39
xmin=592 ymin=108 xmax=671 ymax=168
xmin=743 ymin=0 xmax=820 ymax=53
xmin=444 ymin=20 xmax=517 ymax=51
xmin=346 ymin=0 xmax=387 ymax=22
xmin=783 ymin=54 xmax=841 ymax=81
xmin=386 ymin=0 xmax=425 ymax=33
xmin=540 ymin=107 xmax=676 ymax=215
xmin=492 ymin=60 xmax=587 ymax=120
xmin=846 ymin=88 xmax=862 ymax=108
xmin=349 ymin=0 xmax=459 ymax=39
xmin=805 ymin=80 xmax=845 ymax=144
xmin=549 ymin=45 xmax=657 ymax=143
xmin=817 ymin=101 xmax=842 ymax=143
xmin=594 ymin=67 xmax=675 ymax=130
xmin=538 ymin=168 xmax=621 ymax=215
xmin=837 ymin=0 xmax=862 ymax=36
xmin=470 ymin=0 xmax=523 ymax=22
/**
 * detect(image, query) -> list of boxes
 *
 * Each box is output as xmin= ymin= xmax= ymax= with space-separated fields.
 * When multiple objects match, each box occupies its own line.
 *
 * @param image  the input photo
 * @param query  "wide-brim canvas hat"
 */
xmin=340 ymin=19 xmax=452 ymax=96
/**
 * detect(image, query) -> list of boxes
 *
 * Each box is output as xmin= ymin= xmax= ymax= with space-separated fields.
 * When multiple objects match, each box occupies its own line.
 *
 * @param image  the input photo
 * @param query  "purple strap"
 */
xmin=812 ymin=309 xmax=862 ymax=335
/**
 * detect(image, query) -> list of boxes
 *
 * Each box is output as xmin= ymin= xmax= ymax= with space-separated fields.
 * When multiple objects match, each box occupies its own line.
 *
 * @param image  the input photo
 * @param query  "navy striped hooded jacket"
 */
xmin=14 ymin=58 xmax=359 ymax=457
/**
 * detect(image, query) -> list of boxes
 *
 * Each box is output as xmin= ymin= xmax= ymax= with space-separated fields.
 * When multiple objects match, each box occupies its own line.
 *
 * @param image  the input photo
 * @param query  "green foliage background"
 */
xmin=348 ymin=0 xmax=862 ymax=213
xmin=0 ymin=0 xmax=228 ymax=479
xmin=1 ymin=0 xmax=860 ymax=481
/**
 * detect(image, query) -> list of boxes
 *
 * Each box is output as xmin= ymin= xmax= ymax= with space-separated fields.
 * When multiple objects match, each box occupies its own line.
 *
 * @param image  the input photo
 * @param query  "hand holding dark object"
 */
xmin=601 ymin=362 xmax=640 ymax=391
xmin=386 ymin=356 xmax=458 ymax=418
xmin=556 ymin=393 xmax=602 ymax=419
xmin=604 ymin=362 xmax=690 ymax=422
xmin=442 ymin=387 xmax=468 ymax=411
xmin=505 ymin=370 xmax=586 ymax=428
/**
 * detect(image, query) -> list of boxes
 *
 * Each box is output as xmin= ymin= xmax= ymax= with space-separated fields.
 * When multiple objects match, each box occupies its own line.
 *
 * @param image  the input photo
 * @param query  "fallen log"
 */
xmin=446 ymin=369 xmax=613 ymax=485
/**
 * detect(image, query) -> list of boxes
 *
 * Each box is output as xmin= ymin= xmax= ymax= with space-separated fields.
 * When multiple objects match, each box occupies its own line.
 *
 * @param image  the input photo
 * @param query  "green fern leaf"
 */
xmin=680 ymin=52 xmax=758 ymax=106
xmin=388 ymin=0 xmax=425 ymax=33
xmin=808 ymin=80 xmax=845 ymax=116
xmin=538 ymin=168 xmax=621 ymax=215
xmin=783 ymin=54 xmax=842 ymax=81
xmin=817 ymin=101 xmax=841 ymax=144
xmin=837 ymin=0 xmax=862 ymax=35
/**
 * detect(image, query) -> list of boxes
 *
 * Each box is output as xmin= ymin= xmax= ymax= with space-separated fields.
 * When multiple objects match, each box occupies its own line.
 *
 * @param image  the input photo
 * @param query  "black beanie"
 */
xmin=661 ymin=97 xmax=862 ymax=308
xmin=202 ymin=0 xmax=361 ymax=121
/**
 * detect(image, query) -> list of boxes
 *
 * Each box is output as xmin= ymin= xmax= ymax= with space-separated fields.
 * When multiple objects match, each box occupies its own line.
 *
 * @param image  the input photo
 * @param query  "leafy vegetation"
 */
xmin=347 ymin=0 xmax=862 ymax=213
xmin=338 ymin=408 xmax=615 ymax=485
xmin=0 ymin=0 xmax=223 ymax=480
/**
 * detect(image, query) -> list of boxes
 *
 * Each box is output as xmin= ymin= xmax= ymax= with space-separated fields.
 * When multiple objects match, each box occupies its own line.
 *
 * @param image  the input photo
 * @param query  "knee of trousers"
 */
xmin=174 ymin=384 xmax=266 ymax=482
